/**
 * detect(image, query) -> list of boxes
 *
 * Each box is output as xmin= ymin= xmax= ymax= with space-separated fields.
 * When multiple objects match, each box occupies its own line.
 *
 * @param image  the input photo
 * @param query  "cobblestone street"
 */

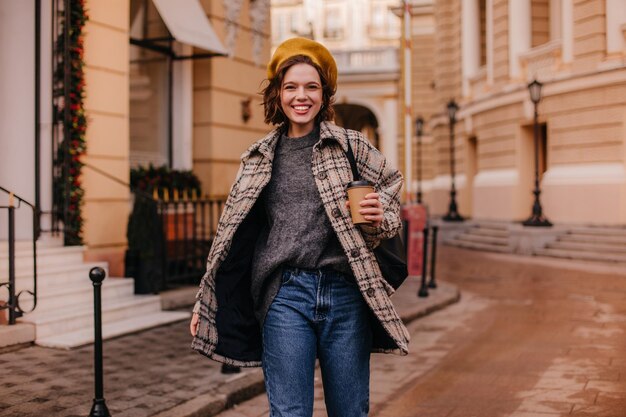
xmin=0 ymin=273 xmax=457 ymax=417
xmin=213 ymin=247 xmax=626 ymax=417
xmin=0 ymin=318 xmax=262 ymax=417
xmin=3 ymin=246 xmax=626 ymax=417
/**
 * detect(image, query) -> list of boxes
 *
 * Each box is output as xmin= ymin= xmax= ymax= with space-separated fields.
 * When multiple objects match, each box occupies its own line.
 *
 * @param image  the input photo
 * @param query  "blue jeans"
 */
xmin=262 ymin=267 xmax=372 ymax=417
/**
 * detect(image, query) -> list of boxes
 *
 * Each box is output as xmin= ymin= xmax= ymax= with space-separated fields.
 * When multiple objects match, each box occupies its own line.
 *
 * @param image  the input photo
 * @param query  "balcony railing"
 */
xmin=332 ymin=48 xmax=399 ymax=75
xmin=519 ymin=40 xmax=563 ymax=82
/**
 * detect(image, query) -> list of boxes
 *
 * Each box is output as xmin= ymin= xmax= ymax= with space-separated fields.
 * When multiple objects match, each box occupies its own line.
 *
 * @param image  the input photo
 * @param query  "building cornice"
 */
xmin=461 ymin=66 xmax=626 ymax=121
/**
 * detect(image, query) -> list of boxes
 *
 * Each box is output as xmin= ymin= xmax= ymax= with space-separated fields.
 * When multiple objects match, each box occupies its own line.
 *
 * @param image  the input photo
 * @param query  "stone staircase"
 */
xmin=536 ymin=227 xmax=626 ymax=263
xmin=0 ymin=238 xmax=189 ymax=349
xmin=445 ymin=222 xmax=512 ymax=253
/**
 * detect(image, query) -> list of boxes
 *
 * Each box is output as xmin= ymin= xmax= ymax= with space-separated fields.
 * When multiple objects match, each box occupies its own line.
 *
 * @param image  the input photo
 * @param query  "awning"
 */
xmin=151 ymin=0 xmax=228 ymax=57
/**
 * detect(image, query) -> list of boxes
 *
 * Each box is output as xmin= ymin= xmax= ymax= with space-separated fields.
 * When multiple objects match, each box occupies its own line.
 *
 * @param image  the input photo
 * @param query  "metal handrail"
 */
xmin=0 ymin=186 xmax=39 ymax=324
xmin=82 ymin=163 xmax=154 ymax=201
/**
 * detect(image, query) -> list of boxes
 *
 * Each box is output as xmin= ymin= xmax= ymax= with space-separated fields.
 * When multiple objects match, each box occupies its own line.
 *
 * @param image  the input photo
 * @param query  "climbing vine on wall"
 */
xmin=53 ymin=0 xmax=88 ymax=245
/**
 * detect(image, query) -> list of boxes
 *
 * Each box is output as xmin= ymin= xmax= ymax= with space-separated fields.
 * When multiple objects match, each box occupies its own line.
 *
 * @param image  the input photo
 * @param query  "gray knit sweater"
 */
xmin=250 ymin=125 xmax=351 ymax=324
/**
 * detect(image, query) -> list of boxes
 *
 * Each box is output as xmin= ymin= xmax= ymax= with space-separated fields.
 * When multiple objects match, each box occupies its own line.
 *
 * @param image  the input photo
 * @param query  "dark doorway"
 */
xmin=334 ymin=103 xmax=379 ymax=149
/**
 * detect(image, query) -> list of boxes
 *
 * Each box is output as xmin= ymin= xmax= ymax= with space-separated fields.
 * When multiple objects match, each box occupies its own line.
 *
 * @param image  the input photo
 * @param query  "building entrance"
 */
xmin=334 ymin=103 xmax=380 ymax=149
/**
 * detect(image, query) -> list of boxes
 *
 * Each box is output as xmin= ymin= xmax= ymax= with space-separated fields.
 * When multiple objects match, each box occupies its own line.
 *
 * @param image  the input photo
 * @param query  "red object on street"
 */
xmin=402 ymin=204 xmax=428 ymax=276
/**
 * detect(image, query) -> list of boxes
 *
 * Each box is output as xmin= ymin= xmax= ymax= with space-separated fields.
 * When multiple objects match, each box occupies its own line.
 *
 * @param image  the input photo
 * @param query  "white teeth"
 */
xmin=294 ymin=106 xmax=310 ymax=111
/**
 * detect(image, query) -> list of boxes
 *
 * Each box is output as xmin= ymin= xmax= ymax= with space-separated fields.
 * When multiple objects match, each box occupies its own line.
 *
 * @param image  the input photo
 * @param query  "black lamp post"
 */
xmin=415 ymin=116 xmax=424 ymax=204
xmin=523 ymin=79 xmax=552 ymax=227
xmin=442 ymin=99 xmax=464 ymax=221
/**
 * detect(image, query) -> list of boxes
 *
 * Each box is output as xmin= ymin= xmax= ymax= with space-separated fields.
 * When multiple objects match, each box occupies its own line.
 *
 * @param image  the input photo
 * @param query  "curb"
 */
xmin=151 ymin=369 xmax=266 ymax=417
xmin=152 ymin=282 xmax=461 ymax=417
xmin=398 ymin=281 xmax=461 ymax=324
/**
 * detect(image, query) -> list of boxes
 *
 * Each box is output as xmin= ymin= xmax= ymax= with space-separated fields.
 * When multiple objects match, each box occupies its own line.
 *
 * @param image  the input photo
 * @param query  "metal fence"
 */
xmin=156 ymin=196 xmax=225 ymax=289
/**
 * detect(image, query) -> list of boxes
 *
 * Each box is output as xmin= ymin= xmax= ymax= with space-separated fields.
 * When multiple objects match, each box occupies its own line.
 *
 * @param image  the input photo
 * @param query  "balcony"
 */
xmin=332 ymin=48 xmax=399 ymax=75
xmin=519 ymin=40 xmax=563 ymax=82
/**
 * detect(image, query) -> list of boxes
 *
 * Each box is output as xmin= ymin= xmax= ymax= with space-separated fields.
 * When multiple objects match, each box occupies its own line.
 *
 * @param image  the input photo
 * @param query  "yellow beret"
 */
xmin=267 ymin=37 xmax=337 ymax=92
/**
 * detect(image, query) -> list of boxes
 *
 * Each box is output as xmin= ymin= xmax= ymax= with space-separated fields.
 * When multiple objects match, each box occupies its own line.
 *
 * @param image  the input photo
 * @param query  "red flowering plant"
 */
xmin=130 ymin=165 xmax=202 ymax=201
xmin=52 ymin=0 xmax=88 ymax=246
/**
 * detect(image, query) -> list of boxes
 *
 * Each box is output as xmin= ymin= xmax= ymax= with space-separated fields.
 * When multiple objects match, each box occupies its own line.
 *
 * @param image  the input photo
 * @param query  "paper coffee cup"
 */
xmin=346 ymin=180 xmax=374 ymax=224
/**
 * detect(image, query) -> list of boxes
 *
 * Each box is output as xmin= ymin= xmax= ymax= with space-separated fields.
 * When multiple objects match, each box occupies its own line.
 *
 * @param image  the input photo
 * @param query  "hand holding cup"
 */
xmin=346 ymin=181 xmax=383 ymax=227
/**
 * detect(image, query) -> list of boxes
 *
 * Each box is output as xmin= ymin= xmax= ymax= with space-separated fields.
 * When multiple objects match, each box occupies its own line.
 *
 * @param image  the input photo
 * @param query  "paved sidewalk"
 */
xmin=207 ymin=292 xmax=488 ymax=417
xmin=195 ymin=246 xmax=626 ymax=417
xmin=376 ymin=247 xmax=626 ymax=417
xmin=0 ymin=276 xmax=459 ymax=417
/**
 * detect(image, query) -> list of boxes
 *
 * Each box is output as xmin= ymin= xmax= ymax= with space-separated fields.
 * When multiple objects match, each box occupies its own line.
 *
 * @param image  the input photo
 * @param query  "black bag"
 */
xmin=344 ymin=135 xmax=409 ymax=290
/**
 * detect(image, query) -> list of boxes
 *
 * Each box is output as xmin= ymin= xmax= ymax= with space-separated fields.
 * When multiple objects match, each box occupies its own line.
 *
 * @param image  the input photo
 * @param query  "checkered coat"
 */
xmin=191 ymin=121 xmax=410 ymax=367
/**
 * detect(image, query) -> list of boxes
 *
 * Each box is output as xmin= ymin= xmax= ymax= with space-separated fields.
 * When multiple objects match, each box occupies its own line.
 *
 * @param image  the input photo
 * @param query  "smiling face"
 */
xmin=280 ymin=63 xmax=323 ymax=137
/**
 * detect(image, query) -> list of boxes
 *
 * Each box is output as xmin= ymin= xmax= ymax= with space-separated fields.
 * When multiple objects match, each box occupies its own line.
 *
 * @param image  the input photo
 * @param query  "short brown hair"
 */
xmin=261 ymin=55 xmax=335 ymax=126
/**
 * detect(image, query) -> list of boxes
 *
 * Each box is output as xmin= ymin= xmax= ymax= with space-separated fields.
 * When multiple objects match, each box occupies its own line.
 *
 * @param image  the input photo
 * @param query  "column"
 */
xmin=550 ymin=0 xmax=562 ymax=40
xmin=508 ymin=0 xmax=531 ymax=79
xmin=561 ymin=0 xmax=573 ymax=63
xmin=173 ymin=44 xmax=193 ymax=170
xmin=462 ymin=0 xmax=481 ymax=97
xmin=486 ymin=0 xmax=494 ymax=84
xmin=606 ymin=0 xmax=626 ymax=55
xmin=383 ymin=99 xmax=399 ymax=170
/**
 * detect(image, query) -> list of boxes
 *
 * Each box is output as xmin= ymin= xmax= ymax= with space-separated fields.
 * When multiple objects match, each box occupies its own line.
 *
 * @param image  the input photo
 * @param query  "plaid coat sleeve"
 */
xmin=349 ymin=130 xmax=404 ymax=249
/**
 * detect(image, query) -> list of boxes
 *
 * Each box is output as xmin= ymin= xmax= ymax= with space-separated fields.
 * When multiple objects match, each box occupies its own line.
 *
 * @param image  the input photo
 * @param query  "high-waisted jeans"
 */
xmin=262 ymin=267 xmax=372 ymax=417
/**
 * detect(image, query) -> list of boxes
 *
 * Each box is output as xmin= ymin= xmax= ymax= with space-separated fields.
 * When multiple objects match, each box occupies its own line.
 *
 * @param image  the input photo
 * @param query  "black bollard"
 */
xmin=418 ymin=225 xmax=429 ymax=298
xmin=89 ymin=267 xmax=111 ymax=417
xmin=428 ymin=225 xmax=439 ymax=289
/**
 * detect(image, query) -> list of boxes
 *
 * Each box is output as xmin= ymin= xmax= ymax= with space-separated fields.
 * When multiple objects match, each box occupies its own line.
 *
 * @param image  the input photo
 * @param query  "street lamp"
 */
xmin=415 ymin=116 xmax=424 ymax=204
xmin=442 ymin=99 xmax=464 ymax=221
xmin=523 ymin=79 xmax=552 ymax=227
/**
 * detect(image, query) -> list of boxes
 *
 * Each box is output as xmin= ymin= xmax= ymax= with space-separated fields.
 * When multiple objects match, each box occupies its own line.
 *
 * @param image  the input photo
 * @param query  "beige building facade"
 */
xmin=402 ymin=0 xmax=626 ymax=226
xmin=0 ymin=0 xmax=272 ymax=275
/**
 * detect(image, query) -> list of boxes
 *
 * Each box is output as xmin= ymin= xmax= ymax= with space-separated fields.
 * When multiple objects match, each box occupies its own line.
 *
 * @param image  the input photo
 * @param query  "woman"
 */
xmin=190 ymin=37 xmax=409 ymax=417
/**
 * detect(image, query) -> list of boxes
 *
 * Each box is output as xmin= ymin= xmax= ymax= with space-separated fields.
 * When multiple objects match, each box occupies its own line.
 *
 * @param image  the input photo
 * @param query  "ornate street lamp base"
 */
xmin=443 ymin=211 xmax=465 ymax=222
xmin=522 ymin=215 xmax=552 ymax=227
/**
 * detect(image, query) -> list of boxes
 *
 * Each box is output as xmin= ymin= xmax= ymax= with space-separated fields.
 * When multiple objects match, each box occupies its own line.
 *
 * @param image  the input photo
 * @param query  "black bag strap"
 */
xmin=344 ymin=129 xmax=361 ymax=181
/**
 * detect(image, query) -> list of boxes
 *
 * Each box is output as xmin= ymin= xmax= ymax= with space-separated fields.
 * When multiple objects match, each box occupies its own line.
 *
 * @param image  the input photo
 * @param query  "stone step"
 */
xmin=0 ymin=238 xmax=64 ymax=251
xmin=35 ymin=311 xmax=190 ymax=349
xmin=34 ymin=278 xmax=135 ymax=311
xmin=0 ymin=242 xmax=83 ymax=257
xmin=457 ymin=233 xmax=509 ymax=246
xmin=445 ymin=238 xmax=511 ymax=253
xmin=0 ymin=245 xmax=85 ymax=272
xmin=23 ymin=295 xmax=163 ymax=339
xmin=0 ymin=323 xmax=35 ymax=349
xmin=547 ymin=240 xmax=626 ymax=254
xmin=474 ymin=222 xmax=509 ymax=231
xmin=567 ymin=227 xmax=626 ymax=237
xmin=536 ymin=248 xmax=626 ymax=263
xmin=559 ymin=233 xmax=626 ymax=246
xmin=11 ymin=262 xmax=110 ymax=289
xmin=466 ymin=228 xmax=509 ymax=238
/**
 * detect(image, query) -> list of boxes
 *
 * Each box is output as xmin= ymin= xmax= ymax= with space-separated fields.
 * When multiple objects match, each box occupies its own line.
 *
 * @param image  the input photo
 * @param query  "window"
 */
xmin=531 ymin=0 xmax=551 ymax=47
xmin=272 ymin=11 xmax=289 ymax=43
xmin=368 ymin=2 xmax=400 ymax=39
xmin=479 ymin=0 xmax=486 ymax=67
xmin=323 ymin=5 xmax=344 ymax=40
